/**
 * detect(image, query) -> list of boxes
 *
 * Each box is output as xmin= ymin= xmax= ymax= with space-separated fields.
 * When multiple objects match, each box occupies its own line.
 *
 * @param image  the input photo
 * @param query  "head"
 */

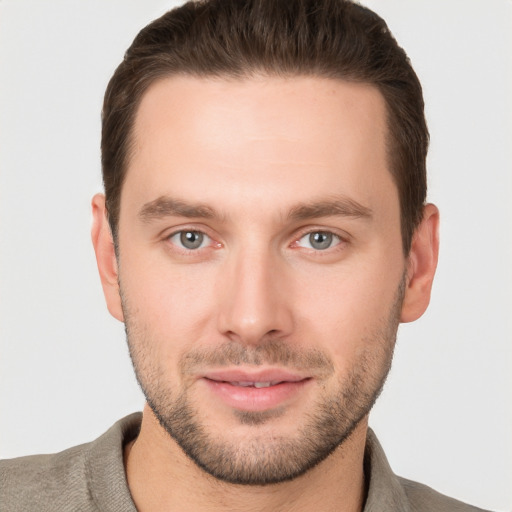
xmin=93 ymin=0 xmax=439 ymax=486
xmin=102 ymin=0 xmax=428 ymax=255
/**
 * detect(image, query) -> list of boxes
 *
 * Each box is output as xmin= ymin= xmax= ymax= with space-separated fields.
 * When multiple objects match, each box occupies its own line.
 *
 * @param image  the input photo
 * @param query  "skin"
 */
xmin=92 ymin=76 xmax=439 ymax=512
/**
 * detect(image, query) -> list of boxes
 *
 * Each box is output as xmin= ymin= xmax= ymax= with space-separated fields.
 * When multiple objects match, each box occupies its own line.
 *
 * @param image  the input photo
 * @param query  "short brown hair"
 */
xmin=102 ymin=0 xmax=428 ymax=253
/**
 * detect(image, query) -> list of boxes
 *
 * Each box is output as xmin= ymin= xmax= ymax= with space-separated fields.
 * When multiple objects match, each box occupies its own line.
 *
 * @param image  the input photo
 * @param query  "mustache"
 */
xmin=179 ymin=339 xmax=334 ymax=376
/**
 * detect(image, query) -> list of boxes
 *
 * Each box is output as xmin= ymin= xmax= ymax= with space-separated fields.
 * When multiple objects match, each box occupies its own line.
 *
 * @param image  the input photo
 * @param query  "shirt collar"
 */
xmin=363 ymin=428 xmax=410 ymax=511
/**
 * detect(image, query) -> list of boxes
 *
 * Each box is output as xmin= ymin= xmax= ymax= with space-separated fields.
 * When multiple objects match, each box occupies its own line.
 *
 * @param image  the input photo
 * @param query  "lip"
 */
xmin=201 ymin=368 xmax=312 ymax=412
xmin=203 ymin=368 xmax=308 ymax=384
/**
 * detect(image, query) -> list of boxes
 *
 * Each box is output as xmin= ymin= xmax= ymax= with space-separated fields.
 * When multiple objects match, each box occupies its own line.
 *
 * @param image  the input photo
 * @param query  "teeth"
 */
xmin=231 ymin=381 xmax=278 ymax=388
xmin=254 ymin=382 xmax=272 ymax=388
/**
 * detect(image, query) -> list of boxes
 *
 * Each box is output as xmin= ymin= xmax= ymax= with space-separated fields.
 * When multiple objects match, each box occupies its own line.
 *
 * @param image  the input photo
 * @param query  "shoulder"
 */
xmin=0 ymin=413 xmax=141 ymax=512
xmin=397 ymin=476 xmax=492 ymax=512
xmin=0 ymin=443 xmax=93 ymax=512
xmin=364 ymin=428 xmax=493 ymax=512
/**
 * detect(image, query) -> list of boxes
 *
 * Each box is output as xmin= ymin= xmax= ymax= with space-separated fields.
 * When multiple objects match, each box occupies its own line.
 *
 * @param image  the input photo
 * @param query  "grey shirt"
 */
xmin=0 ymin=413 xmax=490 ymax=511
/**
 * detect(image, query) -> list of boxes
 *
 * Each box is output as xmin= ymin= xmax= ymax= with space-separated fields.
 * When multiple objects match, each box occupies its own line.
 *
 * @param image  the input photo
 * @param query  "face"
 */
xmin=111 ymin=76 xmax=408 ymax=484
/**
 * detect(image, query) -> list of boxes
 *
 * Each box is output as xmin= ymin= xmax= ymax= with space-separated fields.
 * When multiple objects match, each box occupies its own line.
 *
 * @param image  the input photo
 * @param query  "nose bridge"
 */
xmin=217 ymin=242 xmax=293 ymax=344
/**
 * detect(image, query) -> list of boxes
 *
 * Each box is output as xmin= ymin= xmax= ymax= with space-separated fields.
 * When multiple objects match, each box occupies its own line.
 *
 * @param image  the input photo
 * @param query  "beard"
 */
xmin=122 ymin=278 xmax=404 ymax=486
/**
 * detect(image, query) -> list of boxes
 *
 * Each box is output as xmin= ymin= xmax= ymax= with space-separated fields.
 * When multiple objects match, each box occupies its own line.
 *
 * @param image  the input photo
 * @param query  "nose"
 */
xmin=216 ymin=247 xmax=294 ymax=345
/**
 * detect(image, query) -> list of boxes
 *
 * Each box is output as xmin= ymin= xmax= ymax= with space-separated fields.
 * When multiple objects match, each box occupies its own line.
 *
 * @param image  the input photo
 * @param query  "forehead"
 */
xmin=125 ymin=75 xmax=395 ymax=219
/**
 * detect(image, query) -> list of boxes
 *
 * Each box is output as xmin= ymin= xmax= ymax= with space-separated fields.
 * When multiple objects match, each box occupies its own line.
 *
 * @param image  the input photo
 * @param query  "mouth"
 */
xmin=222 ymin=380 xmax=285 ymax=388
xmin=201 ymin=369 xmax=312 ymax=412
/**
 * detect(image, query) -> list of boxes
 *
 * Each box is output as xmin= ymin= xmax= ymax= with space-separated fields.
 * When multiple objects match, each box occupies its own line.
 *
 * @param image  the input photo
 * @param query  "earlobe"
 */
xmin=91 ymin=193 xmax=124 ymax=322
xmin=400 ymin=203 xmax=440 ymax=323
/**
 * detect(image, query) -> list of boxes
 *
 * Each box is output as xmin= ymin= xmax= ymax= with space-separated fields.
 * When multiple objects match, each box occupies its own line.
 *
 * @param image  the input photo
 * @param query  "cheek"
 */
xmin=120 ymin=253 xmax=218 ymax=347
xmin=293 ymin=259 xmax=403 ymax=362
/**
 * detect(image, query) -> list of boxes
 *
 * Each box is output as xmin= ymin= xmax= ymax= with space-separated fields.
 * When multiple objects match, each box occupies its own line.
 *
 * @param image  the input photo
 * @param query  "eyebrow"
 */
xmin=288 ymin=197 xmax=373 ymax=221
xmin=138 ymin=195 xmax=373 ymax=224
xmin=139 ymin=196 xmax=217 ymax=222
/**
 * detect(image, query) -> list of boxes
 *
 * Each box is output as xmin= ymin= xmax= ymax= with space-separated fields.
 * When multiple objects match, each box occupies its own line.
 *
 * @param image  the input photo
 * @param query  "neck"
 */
xmin=125 ymin=404 xmax=367 ymax=512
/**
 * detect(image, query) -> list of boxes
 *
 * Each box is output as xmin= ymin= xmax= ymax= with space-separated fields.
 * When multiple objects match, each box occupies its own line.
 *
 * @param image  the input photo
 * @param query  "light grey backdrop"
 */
xmin=1 ymin=1 xmax=510 ymax=510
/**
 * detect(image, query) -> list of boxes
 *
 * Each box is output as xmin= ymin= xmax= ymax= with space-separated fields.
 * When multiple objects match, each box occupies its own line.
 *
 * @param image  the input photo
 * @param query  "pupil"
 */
xmin=310 ymin=232 xmax=332 ymax=250
xmin=181 ymin=231 xmax=203 ymax=249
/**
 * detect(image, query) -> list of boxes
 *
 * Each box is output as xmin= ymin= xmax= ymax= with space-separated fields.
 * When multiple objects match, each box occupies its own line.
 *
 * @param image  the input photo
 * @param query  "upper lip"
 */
xmin=202 ymin=368 xmax=309 ymax=384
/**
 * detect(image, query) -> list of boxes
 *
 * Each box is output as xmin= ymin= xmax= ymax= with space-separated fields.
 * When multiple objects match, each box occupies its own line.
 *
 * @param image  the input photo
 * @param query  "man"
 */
xmin=0 ymin=0 xmax=493 ymax=510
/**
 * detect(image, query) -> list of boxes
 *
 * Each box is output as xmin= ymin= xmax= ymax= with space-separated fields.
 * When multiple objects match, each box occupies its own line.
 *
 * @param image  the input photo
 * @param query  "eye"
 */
xmin=168 ymin=230 xmax=210 ymax=250
xmin=297 ymin=231 xmax=341 ymax=251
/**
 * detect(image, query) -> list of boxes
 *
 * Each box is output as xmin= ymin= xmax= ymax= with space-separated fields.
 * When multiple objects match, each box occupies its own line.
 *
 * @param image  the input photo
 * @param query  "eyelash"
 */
xmin=163 ymin=227 xmax=348 ymax=255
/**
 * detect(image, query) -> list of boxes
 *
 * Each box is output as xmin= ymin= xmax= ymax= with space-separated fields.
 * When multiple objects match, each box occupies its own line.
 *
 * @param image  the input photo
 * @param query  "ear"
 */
xmin=91 ymin=193 xmax=124 ymax=322
xmin=401 ymin=203 xmax=440 ymax=323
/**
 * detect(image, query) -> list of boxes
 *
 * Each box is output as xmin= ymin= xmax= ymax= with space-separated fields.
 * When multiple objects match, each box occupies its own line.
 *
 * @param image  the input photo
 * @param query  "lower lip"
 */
xmin=202 ymin=378 xmax=310 ymax=412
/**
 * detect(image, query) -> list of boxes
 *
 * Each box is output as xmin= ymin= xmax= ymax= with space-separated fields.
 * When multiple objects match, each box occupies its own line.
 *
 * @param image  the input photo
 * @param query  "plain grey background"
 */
xmin=1 ymin=1 xmax=511 ymax=510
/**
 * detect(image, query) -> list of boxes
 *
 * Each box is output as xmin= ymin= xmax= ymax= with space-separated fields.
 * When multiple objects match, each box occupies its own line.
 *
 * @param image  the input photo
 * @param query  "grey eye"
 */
xmin=180 ymin=231 xmax=204 ymax=249
xmin=308 ymin=232 xmax=333 ymax=250
xmin=297 ymin=231 xmax=340 ymax=251
xmin=169 ymin=230 xmax=206 ymax=250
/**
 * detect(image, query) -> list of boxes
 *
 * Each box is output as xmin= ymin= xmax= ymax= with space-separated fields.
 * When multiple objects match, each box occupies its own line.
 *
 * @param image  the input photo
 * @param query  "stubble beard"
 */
xmin=122 ymin=279 xmax=404 ymax=486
